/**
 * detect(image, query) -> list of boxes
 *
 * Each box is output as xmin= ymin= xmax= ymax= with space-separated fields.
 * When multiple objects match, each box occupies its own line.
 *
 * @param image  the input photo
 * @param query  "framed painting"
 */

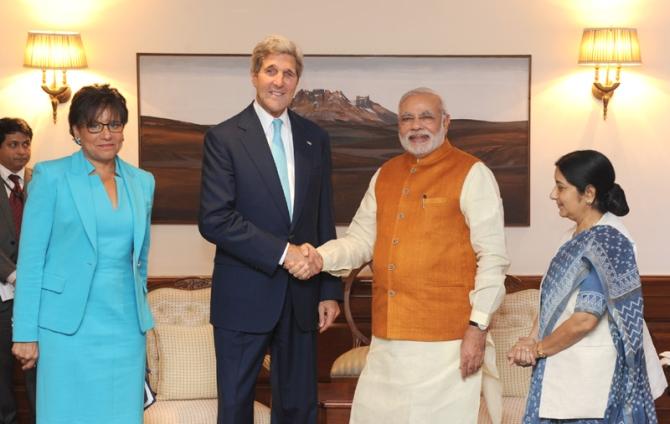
xmin=137 ymin=54 xmax=531 ymax=225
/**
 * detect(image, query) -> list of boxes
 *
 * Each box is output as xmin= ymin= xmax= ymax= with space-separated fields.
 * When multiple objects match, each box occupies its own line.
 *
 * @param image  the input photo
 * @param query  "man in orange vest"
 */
xmin=286 ymin=87 xmax=510 ymax=423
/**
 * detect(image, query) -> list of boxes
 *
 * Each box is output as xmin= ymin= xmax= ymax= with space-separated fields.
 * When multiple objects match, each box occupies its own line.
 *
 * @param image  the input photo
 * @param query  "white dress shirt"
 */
xmin=253 ymin=101 xmax=295 ymax=264
xmin=0 ymin=163 xmax=25 ymax=302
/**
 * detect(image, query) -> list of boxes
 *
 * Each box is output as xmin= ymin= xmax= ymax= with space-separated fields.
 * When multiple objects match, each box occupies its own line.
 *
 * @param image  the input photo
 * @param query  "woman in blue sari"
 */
xmin=508 ymin=150 xmax=657 ymax=423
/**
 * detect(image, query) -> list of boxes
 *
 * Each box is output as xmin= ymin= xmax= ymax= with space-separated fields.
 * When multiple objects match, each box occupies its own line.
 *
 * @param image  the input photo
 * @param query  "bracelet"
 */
xmin=536 ymin=342 xmax=547 ymax=359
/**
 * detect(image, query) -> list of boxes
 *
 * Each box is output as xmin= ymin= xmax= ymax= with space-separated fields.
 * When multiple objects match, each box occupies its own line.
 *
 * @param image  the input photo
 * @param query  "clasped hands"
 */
xmin=283 ymin=243 xmax=323 ymax=280
xmin=507 ymin=336 xmax=538 ymax=367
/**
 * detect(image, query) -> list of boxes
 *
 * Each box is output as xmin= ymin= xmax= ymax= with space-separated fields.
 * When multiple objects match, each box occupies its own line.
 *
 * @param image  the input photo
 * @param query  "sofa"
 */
xmin=143 ymin=278 xmax=271 ymax=424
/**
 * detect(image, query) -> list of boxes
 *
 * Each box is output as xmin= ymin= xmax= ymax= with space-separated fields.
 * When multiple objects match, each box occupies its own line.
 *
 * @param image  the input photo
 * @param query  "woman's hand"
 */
xmin=507 ymin=336 xmax=538 ymax=367
xmin=12 ymin=342 xmax=39 ymax=370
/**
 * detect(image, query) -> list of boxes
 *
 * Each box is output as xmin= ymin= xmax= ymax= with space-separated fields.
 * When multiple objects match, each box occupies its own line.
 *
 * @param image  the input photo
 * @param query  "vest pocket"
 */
xmin=422 ymin=196 xmax=449 ymax=206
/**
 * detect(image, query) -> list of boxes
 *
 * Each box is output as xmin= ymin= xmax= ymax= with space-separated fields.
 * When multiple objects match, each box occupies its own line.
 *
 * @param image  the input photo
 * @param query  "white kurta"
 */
xmin=350 ymin=336 xmax=498 ymax=424
xmin=539 ymin=290 xmax=617 ymax=418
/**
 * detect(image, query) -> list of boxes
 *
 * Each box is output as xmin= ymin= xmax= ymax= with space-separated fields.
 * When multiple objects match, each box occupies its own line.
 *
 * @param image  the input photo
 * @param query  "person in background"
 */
xmin=12 ymin=84 xmax=155 ymax=424
xmin=0 ymin=118 xmax=36 ymax=424
xmin=508 ymin=150 xmax=659 ymax=423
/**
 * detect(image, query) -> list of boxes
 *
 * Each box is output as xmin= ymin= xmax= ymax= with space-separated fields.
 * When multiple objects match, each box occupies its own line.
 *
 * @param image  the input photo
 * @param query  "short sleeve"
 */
xmin=574 ymin=266 xmax=607 ymax=317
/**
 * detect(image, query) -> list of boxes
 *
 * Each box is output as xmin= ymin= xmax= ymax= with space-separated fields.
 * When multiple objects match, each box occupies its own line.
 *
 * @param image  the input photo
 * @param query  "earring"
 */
xmin=74 ymin=137 xmax=81 ymax=145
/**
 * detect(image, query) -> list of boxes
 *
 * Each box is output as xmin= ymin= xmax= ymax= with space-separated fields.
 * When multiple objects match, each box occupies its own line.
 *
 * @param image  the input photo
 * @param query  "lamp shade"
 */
xmin=24 ymin=31 xmax=87 ymax=69
xmin=578 ymin=28 xmax=641 ymax=66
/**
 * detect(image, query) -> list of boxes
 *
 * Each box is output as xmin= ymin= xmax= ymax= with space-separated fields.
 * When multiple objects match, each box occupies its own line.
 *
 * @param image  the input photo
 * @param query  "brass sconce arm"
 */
xmin=40 ymin=69 xmax=73 ymax=123
xmin=591 ymin=65 xmax=621 ymax=120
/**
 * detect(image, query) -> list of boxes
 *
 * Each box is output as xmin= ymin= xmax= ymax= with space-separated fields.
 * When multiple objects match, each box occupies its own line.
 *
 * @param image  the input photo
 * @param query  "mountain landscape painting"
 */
xmin=138 ymin=55 xmax=530 ymax=225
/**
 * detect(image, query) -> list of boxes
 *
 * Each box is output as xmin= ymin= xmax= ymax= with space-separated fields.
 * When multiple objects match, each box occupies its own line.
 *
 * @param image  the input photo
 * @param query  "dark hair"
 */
xmin=68 ymin=84 xmax=128 ymax=137
xmin=555 ymin=149 xmax=629 ymax=216
xmin=0 ymin=118 xmax=33 ymax=146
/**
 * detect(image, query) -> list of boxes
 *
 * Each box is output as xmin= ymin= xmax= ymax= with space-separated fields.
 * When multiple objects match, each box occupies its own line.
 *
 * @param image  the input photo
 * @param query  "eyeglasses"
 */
xmin=86 ymin=121 xmax=125 ymax=134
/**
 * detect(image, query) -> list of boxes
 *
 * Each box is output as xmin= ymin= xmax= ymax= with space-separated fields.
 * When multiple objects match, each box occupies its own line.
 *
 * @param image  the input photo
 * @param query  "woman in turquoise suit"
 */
xmin=11 ymin=84 xmax=155 ymax=424
xmin=508 ymin=150 xmax=657 ymax=423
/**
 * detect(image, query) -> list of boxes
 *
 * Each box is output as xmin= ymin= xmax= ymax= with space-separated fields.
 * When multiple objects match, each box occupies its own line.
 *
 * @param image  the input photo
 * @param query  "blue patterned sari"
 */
xmin=523 ymin=225 xmax=657 ymax=424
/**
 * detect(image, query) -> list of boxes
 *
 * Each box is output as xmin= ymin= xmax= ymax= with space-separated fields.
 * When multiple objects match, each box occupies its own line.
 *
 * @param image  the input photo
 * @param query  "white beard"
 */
xmin=399 ymin=124 xmax=447 ymax=158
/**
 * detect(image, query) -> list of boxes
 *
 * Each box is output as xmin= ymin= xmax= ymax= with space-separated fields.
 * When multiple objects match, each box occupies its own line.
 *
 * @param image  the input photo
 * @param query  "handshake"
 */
xmin=283 ymin=243 xmax=323 ymax=280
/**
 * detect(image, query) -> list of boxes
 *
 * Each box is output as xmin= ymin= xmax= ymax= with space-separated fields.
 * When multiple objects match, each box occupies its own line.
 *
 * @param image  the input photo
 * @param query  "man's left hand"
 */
xmin=460 ymin=325 xmax=487 ymax=379
xmin=318 ymin=300 xmax=340 ymax=333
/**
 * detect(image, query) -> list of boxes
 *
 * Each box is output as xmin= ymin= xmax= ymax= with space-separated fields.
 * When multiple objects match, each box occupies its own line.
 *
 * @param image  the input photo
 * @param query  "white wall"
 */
xmin=1 ymin=0 xmax=669 ymax=275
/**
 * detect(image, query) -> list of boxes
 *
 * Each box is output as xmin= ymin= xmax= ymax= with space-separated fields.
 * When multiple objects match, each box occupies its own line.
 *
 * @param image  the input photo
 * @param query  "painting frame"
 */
xmin=136 ymin=53 xmax=531 ymax=226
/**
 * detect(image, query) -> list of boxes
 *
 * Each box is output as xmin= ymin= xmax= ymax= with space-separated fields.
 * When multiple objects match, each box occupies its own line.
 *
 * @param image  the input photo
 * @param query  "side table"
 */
xmin=318 ymin=380 xmax=357 ymax=424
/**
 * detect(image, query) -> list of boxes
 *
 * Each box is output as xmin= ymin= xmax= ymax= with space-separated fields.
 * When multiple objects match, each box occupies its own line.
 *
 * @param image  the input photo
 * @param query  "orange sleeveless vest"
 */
xmin=372 ymin=140 xmax=479 ymax=341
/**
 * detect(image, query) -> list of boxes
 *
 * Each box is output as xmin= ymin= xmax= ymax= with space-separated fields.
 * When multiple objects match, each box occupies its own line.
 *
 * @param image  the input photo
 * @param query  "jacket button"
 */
xmin=392 ymin=239 xmax=399 ymax=245
xmin=410 ymin=167 xmax=417 ymax=174
xmin=388 ymin=264 xmax=395 ymax=271
xmin=388 ymin=290 xmax=396 ymax=297
xmin=398 ymin=212 xmax=405 ymax=220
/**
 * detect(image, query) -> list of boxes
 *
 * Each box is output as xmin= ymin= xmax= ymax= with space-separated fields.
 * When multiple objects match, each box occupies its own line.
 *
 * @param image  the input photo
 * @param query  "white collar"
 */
xmin=0 ymin=163 xmax=25 ymax=183
xmin=253 ymin=100 xmax=290 ymax=132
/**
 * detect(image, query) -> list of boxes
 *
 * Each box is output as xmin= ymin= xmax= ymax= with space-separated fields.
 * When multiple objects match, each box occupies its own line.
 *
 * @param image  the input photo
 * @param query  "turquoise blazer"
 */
xmin=12 ymin=150 xmax=155 ymax=341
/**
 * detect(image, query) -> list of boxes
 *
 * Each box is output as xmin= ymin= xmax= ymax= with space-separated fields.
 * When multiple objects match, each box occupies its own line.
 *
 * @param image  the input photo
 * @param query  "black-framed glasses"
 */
xmin=86 ymin=121 xmax=125 ymax=134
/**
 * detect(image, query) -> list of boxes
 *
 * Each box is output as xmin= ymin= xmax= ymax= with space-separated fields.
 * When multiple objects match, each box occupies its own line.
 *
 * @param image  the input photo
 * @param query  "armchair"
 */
xmin=143 ymin=277 xmax=271 ymax=424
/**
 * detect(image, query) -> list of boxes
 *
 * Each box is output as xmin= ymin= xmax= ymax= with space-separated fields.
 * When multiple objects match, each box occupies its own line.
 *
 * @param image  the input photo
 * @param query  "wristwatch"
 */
xmin=469 ymin=320 xmax=488 ymax=331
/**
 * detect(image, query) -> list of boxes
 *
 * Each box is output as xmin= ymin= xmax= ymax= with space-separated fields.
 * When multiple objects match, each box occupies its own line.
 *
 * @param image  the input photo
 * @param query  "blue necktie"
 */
xmin=271 ymin=118 xmax=292 ymax=218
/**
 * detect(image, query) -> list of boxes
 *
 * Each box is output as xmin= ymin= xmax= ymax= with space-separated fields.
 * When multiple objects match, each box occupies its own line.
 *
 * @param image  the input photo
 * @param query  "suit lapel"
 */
xmin=117 ymin=159 xmax=145 ymax=265
xmin=289 ymin=111 xmax=311 ymax=229
xmin=65 ymin=151 xmax=97 ymax=251
xmin=238 ymin=104 xmax=291 ymax=223
xmin=0 ymin=168 xmax=32 ymax=237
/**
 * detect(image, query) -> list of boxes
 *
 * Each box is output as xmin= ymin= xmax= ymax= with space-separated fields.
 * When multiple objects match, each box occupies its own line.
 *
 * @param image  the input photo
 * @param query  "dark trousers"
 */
xmin=0 ymin=299 xmax=36 ymax=424
xmin=214 ymin=292 xmax=318 ymax=424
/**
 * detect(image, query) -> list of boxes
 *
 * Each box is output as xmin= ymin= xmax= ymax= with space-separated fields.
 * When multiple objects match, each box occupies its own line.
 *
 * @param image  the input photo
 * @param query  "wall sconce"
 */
xmin=23 ymin=31 xmax=88 ymax=123
xmin=578 ymin=28 xmax=641 ymax=120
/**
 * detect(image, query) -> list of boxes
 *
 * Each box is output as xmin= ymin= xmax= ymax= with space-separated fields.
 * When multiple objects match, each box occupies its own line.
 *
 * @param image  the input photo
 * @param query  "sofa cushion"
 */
xmin=330 ymin=346 xmax=370 ymax=378
xmin=478 ymin=396 xmax=527 ymax=424
xmin=146 ymin=287 xmax=212 ymax=390
xmin=154 ymin=324 xmax=217 ymax=400
xmin=489 ymin=289 xmax=539 ymax=398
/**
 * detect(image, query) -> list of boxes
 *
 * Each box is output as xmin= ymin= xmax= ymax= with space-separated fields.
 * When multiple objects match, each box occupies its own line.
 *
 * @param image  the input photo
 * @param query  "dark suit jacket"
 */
xmin=199 ymin=103 xmax=342 ymax=333
xmin=0 ymin=168 xmax=31 ymax=283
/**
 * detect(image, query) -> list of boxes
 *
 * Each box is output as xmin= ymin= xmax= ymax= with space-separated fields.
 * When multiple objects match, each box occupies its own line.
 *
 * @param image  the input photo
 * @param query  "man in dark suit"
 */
xmin=198 ymin=35 xmax=343 ymax=424
xmin=0 ymin=118 xmax=36 ymax=424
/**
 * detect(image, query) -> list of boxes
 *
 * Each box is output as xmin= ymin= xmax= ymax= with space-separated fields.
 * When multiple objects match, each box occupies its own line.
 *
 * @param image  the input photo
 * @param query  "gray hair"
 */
xmin=250 ymin=35 xmax=304 ymax=78
xmin=398 ymin=87 xmax=449 ymax=115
